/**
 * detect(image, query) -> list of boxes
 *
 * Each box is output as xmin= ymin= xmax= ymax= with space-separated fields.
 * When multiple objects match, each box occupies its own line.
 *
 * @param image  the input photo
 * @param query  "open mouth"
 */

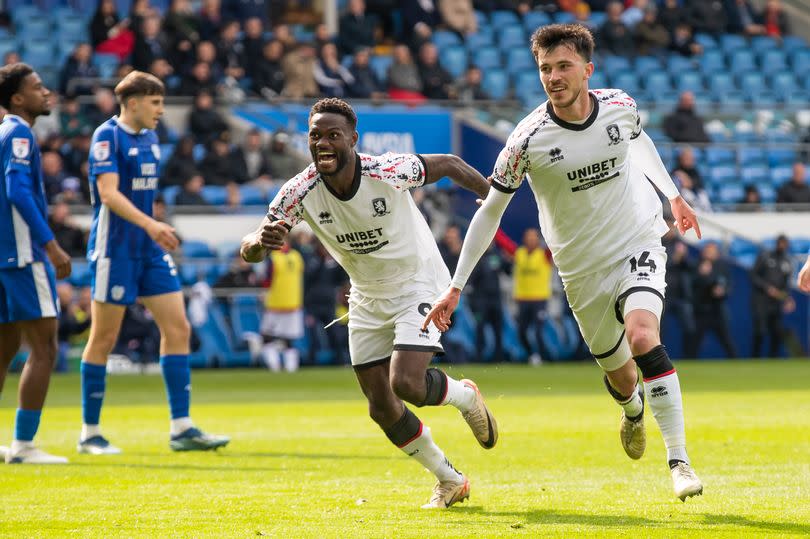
xmin=549 ymin=86 xmax=566 ymax=94
xmin=317 ymin=151 xmax=337 ymax=166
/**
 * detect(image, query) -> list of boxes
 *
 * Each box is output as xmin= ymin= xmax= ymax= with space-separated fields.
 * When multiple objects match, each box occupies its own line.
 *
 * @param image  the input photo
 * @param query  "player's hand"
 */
xmin=45 ymin=240 xmax=72 ymax=279
xmin=146 ymin=220 xmax=180 ymax=252
xmin=422 ymin=287 xmax=462 ymax=333
xmin=670 ymin=196 xmax=702 ymax=239
xmin=260 ymin=220 xmax=289 ymax=250
xmin=798 ymin=256 xmax=810 ymax=293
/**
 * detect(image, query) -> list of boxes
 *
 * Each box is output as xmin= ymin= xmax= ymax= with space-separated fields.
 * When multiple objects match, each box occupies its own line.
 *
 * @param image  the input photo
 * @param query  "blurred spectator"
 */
xmin=59 ymin=97 xmax=93 ymax=139
xmin=597 ymin=2 xmax=635 ymax=56
xmin=692 ymin=242 xmax=737 ymax=358
xmin=671 ymin=147 xmax=705 ymax=189
xmin=454 ymin=66 xmax=489 ymax=102
xmin=199 ymin=135 xmax=243 ymax=186
xmin=468 ymin=243 xmax=509 ymax=361
xmin=338 ymin=0 xmax=377 ymax=57
xmin=161 ymin=135 xmax=198 ymax=188
xmin=417 ymin=42 xmax=454 ymax=100
xmin=61 ymin=132 xmax=92 ymax=182
xmin=214 ymin=252 xmax=260 ymax=288
xmin=48 ymin=196 xmax=87 ymax=257
xmin=162 ymin=0 xmax=201 ymax=69
xmin=663 ymin=92 xmax=710 ymax=143
xmin=776 ymin=162 xmax=810 ymax=206
xmin=439 ymin=0 xmax=478 ymax=36
xmin=261 ymin=245 xmax=305 ymax=372
xmin=621 ymin=0 xmax=648 ymax=28
xmin=750 ymin=235 xmax=795 ymax=357
xmin=663 ymin=237 xmax=697 ymax=358
xmin=242 ymin=17 xmax=266 ymax=77
xmin=402 ymin=0 xmax=441 ymax=41
xmin=223 ymin=0 xmax=268 ymax=23
xmin=408 ymin=21 xmax=434 ymax=56
xmin=760 ymin=0 xmax=789 ymax=39
xmin=737 ymin=185 xmax=762 ymax=211
xmin=572 ymin=2 xmax=596 ymax=29
xmin=313 ymin=43 xmax=355 ymax=98
xmin=634 ymin=6 xmax=670 ymax=56
xmin=3 ymin=51 xmax=20 ymax=66
xmin=252 ymin=40 xmax=286 ymax=99
xmin=57 ymin=283 xmax=92 ymax=350
xmin=90 ymin=0 xmax=135 ymax=60
xmin=439 ymin=224 xmax=463 ymax=274
xmin=366 ymin=0 xmax=398 ymax=38
xmin=303 ymin=239 xmax=348 ymax=365
xmin=348 ymin=48 xmax=386 ymax=99
xmin=88 ymin=87 xmax=118 ymax=127
xmin=148 ymin=58 xmax=176 ymax=93
xmin=267 ymin=132 xmax=308 ymax=182
xmin=42 ymin=152 xmax=68 ymax=203
xmin=687 ymin=0 xmax=727 ymax=36
xmin=217 ymin=20 xmax=246 ymax=80
xmin=387 ymin=44 xmax=424 ymax=100
xmin=195 ymin=40 xmax=225 ymax=82
xmin=674 ymin=169 xmax=712 ymax=212
xmin=313 ymin=23 xmax=335 ymax=56
xmin=273 ymin=24 xmax=298 ymax=53
xmin=115 ymin=302 xmax=161 ymax=362
xmin=132 ymin=15 xmax=169 ymax=71
xmin=199 ymin=0 xmax=225 ymax=41
xmin=513 ymin=228 xmax=552 ymax=365
xmin=59 ymin=43 xmax=99 ymax=97
xmin=726 ymin=0 xmax=767 ymax=36
xmin=129 ymin=0 xmax=158 ymax=38
xmin=658 ymin=0 xmax=686 ymax=37
xmin=282 ymin=44 xmax=319 ymax=99
xmin=669 ymin=22 xmax=702 ymax=57
xmin=187 ymin=90 xmax=229 ymax=144
xmin=232 ymin=129 xmax=272 ymax=188
xmin=175 ymin=173 xmax=210 ymax=206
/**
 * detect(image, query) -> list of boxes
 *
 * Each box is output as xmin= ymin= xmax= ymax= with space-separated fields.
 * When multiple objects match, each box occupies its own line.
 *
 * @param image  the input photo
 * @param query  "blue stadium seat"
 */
xmin=728 ymin=50 xmax=756 ymax=74
xmin=720 ymin=34 xmax=747 ymax=52
xmin=764 ymin=129 xmax=796 ymax=143
xmin=432 ymin=30 xmax=461 ymax=49
xmin=182 ymin=240 xmax=216 ymax=259
xmin=767 ymin=147 xmax=796 ymax=167
xmin=474 ymin=10 xmax=488 ymax=29
xmin=666 ymin=55 xmax=693 ymax=75
xmin=643 ymin=72 xmax=672 ymax=94
xmin=781 ymin=36 xmax=807 ymax=51
xmin=634 ymin=56 xmax=660 ymax=73
xmin=201 ymin=186 xmax=227 ymax=205
xmin=472 ymin=46 xmax=501 ymax=70
xmin=700 ymin=50 xmax=726 ymax=75
xmin=611 ymin=72 xmax=640 ymax=95
xmin=758 ymin=184 xmax=776 ymax=203
xmin=505 ymin=48 xmax=535 ymax=74
xmin=57 ymin=16 xmax=88 ymax=41
xmin=162 ymin=185 xmax=180 ymax=205
xmin=602 ymin=55 xmax=631 ymax=73
xmin=708 ymin=166 xmax=738 ymax=185
xmin=759 ymin=49 xmax=788 ymax=75
xmin=704 ymin=147 xmax=735 ymax=166
xmin=523 ymin=11 xmax=551 ymax=32
xmin=17 ymin=17 xmax=52 ymax=41
xmin=0 ymin=38 xmax=16 ymax=60
xmin=790 ymin=238 xmax=810 ymax=255
xmin=465 ymin=32 xmax=494 ymax=50
xmin=10 ymin=5 xmax=43 ymax=25
xmin=589 ymin=12 xmax=607 ymax=26
xmin=740 ymin=166 xmax=769 ymax=184
xmin=791 ymin=49 xmax=810 ymax=73
xmin=784 ymin=90 xmax=810 ymax=106
xmin=514 ymin=71 xmax=540 ymax=99
xmin=37 ymin=66 xmax=59 ymax=90
xmin=771 ymin=72 xmax=797 ymax=99
xmin=729 ymin=237 xmax=758 ymax=258
xmin=239 ymin=185 xmax=265 ymax=205
xmin=676 ymin=72 xmax=703 ymax=93
xmin=770 ymin=166 xmax=793 ymax=185
xmin=498 ymin=25 xmax=525 ymax=50
xmin=482 ymin=69 xmax=509 ymax=100
xmin=739 ymin=72 xmax=766 ymax=98
xmin=588 ymin=72 xmax=607 ymax=89
xmin=230 ymin=294 xmax=261 ymax=336
xmin=694 ymin=33 xmax=718 ymax=50
xmin=22 ymin=43 xmax=55 ymax=68
xmin=93 ymin=53 xmax=120 ymax=79
xmin=67 ymin=262 xmax=92 ymax=288
xmin=369 ymin=55 xmax=392 ymax=82
xmin=716 ymin=183 xmax=745 ymax=204
xmin=707 ymin=72 xmax=736 ymax=95
xmin=751 ymin=36 xmax=779 ymax=53
xmin=438 ymin=46 xmax=467 ymax=78
xmin=491 ymin=10 xmax=520 ymax=27
xmin=552 ymin=12 xmax=575 ymax=24
xmin=738 ymin=147 xmax=766 ymax=166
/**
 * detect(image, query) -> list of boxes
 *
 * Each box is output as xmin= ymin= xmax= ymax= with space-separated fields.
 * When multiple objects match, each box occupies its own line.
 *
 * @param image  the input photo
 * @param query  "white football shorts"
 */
xmin=261 ymin=309 xmax=305 ymax=341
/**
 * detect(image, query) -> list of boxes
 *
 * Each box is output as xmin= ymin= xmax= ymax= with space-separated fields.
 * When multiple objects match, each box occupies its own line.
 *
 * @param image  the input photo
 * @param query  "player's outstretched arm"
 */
xmin=799 ymin=255 xmax=810 ymax=293
xmin=240 ymin=215 xmax=289 ymax=263
xmin=421 ymin=154 xmax=490 ymax=199
xmin=97 ymin=172 xmax=179 ymax=252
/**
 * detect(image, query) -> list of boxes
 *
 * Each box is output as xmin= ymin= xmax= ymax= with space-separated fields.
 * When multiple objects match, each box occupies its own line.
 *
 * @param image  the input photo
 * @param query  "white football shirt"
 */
xmin=268 ymin=152 xmax=450 ymax=298
xmin=491 ymin=89 xmax=669 ymax=279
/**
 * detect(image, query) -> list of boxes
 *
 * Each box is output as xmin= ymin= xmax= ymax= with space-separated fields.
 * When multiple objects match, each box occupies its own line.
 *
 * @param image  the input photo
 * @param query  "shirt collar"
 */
xmin=112 ymin=115 xmax=147 ymax=135
xmin=3 ymin=114 xmax=30 ymax=127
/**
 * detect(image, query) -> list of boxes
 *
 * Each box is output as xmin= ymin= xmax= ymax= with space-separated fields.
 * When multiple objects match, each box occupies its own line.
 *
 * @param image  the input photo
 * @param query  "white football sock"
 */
xmin=282 ymin=348 xmax=300 ymax=372
xmin=81 ymin=424 xmax=101 ymax=441
xmin=619 ymin=386 xmax=644 ymax=419
xmin=441 ymin=376 xmax=476 ymax=412
xmin=171 ymin=417 xmax=195 ymax=436
xmin=261 ymin=344 xmax=281 ymax=372
xmin=644 ymin=370 xmax=689 ymax=464
xmin=11 ymin=440 xmax=33 ymax=453
xmin=399 ymin=424 xmax=464 ymax=484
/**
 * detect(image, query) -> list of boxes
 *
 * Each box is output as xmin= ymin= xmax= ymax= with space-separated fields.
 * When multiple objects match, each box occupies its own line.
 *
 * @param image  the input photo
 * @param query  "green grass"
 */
xmin=1 ymin=361 xmax=809 ymax=538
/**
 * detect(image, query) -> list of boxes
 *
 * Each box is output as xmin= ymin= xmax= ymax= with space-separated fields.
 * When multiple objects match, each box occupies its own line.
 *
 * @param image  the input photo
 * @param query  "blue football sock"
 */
xmin=14 ymin=408 xmax=41 ymax=442
xmin=81 ymin=362 xmax=107 ymax=425
xmin=160 ymin=355 xmax=191 ymax=419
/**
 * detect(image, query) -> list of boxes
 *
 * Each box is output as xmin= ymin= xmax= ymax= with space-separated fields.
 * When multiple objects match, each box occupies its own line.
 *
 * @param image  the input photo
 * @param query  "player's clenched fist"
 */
xmin=241 ymin=217 xmax=288 ymax=263
xmin=260 ymin=219 xmax=289 ymax=250
xmin=422 ymin=287 xmax=462 ymax=333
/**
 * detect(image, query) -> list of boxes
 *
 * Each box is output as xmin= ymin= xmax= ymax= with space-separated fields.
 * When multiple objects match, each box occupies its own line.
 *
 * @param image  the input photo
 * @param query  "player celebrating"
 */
xmin=78 ymin=71 xmax=229 ymax=454
xmin=0 ymin=63 xmax=72 ymax=463
xmin=424 ymin=24 xmax=704 ymax=501
xmin=241 ymin=98 xmax=497 ymax=509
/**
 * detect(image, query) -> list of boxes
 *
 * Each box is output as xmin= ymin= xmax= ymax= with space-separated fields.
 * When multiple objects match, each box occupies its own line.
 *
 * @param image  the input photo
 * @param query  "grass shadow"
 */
xmin=452 ymin=507 xmax=665 ymax=528
xmin=220 ymin=451 xmax=392 ymax=461
xmin=700 ymin=513 xmax=810 ymax=535
xmin=66 ymin=461 xmax=280 ymax=473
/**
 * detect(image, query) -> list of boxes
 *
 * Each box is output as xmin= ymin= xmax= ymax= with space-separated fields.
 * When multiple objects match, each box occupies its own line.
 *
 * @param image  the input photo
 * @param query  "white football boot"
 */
xmin=671 ymin=462 xmax=703 ymax=501
xmin=421 ymin=476 xmax=470 ymax=509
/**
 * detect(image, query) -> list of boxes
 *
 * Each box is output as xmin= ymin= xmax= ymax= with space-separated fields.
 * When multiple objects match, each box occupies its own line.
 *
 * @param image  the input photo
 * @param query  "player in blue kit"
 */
xmin=78 ymin=71 xmax=229 ymax=454
xmin=0 ymin=63 xmax=72 ymax=464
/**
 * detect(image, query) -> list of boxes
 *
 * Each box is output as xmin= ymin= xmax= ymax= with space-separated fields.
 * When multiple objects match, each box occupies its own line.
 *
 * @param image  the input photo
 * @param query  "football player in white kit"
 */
xmin=241 ymin=98 xmax=498 ymax=509
xmin=424 ymin=24 xmax=704 ymax=501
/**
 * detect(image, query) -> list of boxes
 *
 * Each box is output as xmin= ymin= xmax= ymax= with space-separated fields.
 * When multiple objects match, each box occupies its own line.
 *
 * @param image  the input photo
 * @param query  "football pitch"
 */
xmin=1 ymin=360 xmax=809 ymax=538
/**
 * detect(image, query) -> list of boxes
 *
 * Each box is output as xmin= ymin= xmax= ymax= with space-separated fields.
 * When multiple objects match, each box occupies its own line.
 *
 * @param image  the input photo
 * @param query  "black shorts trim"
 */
xmin=490 ymin=180 xmax=518 ymax=194
xmin=614 ymin=286 xmax=664 ymax=324
xmin=593 ymin=330 xmax=626 ymax=360
xmin=352 ymin=356 xmax=391 ymax=371
xmin=393 ymin=344 xmax=445 ymax=355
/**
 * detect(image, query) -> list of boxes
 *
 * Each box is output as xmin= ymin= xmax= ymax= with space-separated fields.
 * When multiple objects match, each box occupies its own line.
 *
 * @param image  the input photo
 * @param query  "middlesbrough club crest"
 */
xmin=371 ymin=197 xmax=389 ymax=216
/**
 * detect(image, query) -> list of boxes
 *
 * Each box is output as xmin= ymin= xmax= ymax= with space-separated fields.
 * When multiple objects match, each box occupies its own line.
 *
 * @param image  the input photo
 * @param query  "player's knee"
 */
xmin=626 ymin=324 xmax=658 ymax=355
xmin=28 ymin=337 xmax=58 ymax=363
xmin=87 ymin=333 xmax=118 ymax=356
xmin=389 ymin=372 xmax=422 ymax=404
xmin=162 ymin=318 xmax=191 ymax=346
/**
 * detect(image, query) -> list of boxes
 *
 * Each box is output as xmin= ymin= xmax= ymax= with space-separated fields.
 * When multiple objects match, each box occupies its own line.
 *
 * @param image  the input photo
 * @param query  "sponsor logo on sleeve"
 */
xmin=93 ymin=140 xmax=110 ymax=161
xmin=11 ymin=137 xmax=30 ymax=158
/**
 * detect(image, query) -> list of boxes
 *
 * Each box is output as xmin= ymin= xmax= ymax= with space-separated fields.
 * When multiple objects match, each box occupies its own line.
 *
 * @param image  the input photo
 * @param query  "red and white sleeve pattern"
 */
xmin=267 ymin=164 xmax=318 ymax=228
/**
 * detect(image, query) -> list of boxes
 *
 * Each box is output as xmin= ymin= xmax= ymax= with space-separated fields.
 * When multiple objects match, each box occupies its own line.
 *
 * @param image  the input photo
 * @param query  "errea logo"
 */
xmin=318 ymin=211 xmax=333 ymax=224
xmin=549 ymin=147 xmax=564 ymax=163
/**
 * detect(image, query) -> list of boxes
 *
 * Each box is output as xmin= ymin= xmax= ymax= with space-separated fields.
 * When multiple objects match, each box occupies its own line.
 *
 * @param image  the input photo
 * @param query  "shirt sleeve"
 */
xmin=6 ymin=169 xmax=54 ymax=246
xmin=628 ymin=94 xmax=642 ymax=140
xmin=5 ymin=128 xmax=34 ymax=176
xmin=89 ymin=127 xmax=118 ymax=177
xmin=266 ymin=164 xmax=317 ymax=228
xmin=490 ymin=133 xmax=530 ymax=193
xmin=375 ymin=152 xmax=426 ymax=190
